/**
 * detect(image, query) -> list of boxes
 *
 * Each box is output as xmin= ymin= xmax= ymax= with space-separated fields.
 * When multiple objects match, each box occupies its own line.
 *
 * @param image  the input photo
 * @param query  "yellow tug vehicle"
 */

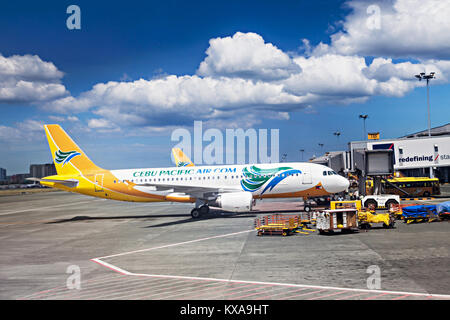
xmin=330 ymin=200 xmax=396 ymax=229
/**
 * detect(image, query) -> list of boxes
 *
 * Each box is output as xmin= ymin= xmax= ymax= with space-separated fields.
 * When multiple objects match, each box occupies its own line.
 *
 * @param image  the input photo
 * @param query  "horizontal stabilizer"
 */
xmin=27 ymin=177 xmax=79 ymax=188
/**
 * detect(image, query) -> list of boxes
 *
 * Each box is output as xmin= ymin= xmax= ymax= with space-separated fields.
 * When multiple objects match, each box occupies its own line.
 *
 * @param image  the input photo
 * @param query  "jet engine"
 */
xmin=212 ymin=192 xmax=253 ymax=212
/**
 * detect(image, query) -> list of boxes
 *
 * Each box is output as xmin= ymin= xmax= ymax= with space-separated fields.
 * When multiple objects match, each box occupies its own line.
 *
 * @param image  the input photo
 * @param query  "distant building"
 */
xmin=310 ymin=123 xmax=450 ymax=183
xmin=9 ymin=173 xmax=31 ymax=184
xmin=29 ymin=163 xmax=57 ymax=179
xmin=400 ymin=122 xmax=450 ymax=139
xmin=0 ymin=167 xmax=6 ymax=181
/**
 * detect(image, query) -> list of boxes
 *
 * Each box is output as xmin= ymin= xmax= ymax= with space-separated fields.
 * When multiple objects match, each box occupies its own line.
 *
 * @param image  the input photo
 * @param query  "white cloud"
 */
xmin=48 ymin=115 xmax=80 ymax=122
xmin=197 ymin=32 xmax=301 ymax=80
xmin=0 ymin=119 xmax=44 ymax=142
xmin=329 ymin=0 xmax=450 ymax=60
xmin=0 ymin=54 xmax=68 ymax=103
xmin=87 ymin=118 xmax=120 ymax=133
xmin=30 ymin=25 xmax=450 ymax=132
xmin=48 ymin=74 xmax=305 ymax=127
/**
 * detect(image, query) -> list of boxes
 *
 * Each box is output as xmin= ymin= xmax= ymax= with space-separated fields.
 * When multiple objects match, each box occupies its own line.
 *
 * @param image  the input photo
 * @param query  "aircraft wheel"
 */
xmin=191 ymin=208 xmax=202 ymax=219
xmin=199 ymin=205 xmax=210 ymax=215
xmin=304 ymin=205 xmax=311 ymax=212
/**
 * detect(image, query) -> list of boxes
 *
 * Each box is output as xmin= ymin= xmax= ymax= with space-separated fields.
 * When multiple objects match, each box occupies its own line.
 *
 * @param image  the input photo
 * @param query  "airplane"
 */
xmin=28 ymin=124 xmax=350 ymax=218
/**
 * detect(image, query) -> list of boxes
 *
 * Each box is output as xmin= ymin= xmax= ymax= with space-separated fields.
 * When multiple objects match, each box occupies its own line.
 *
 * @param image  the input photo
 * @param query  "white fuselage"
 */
xmin=111 ymin=162 xmax=349 ymax=198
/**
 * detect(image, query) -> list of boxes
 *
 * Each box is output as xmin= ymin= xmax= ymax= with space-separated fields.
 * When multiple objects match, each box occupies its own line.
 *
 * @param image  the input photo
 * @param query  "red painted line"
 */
xmin=435 ymin=154 xmax=439 ymax=161
xmin=173 ymin=284 xmax=231 ymax=300
xmin=112 ymin=282 xmax=203 ymax=300
xmin=42 ymin=275 xmax=155 ymax=300
xmin=52 ymin=276 xmax=176 ymax=300
xmin=132 ymin=279 xmax=212 ymax=300
xmin=82 ymin=278 xmax=188 ymax=300
xmin=80 ymin=281 xmax=175 ymax=300
xmin=391 ymin=294 xmax=411 ymax=300
xmin=237 ymin=286 xmax=290 ymax=300
xmin=147 ymin=282 xmax=226 ymax=300
xmin=20 ymin=274 xmax=123 ymax=300
xmin=281 ymin=289 xmax=326 ymax=300
xmin=188 ymin=283 xmax=257 ymax=300
xmin=222 ymin=285 xmax=270 ymax=299
xmin=307 ymin=291 xmax=348 ymax=300
xmin=228 ymin=287 xmax=272 ymax=300
xmin=268 ymin=287 xmax=310 ymax=299
xmin=335 ymin=292 xmax=368 ymax=300
xmin=364 ymin=292 xmax=391 ymax=300
xmin=227 ymin=286 xmax=272 ymax=300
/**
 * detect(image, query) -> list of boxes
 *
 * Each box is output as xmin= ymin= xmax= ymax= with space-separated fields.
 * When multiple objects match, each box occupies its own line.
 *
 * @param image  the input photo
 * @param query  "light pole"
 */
xmin=359 ymin=114 xmax=368 ymax=140
xmin=415 ymin=72 xmax=435 ymax=137
xmin=318 ymin=143 xmax=324 ymax=154
xmin=333 ymin=131 xmax=341 ymax=146
xmin=299 ymin=149 xmax=305 ymax=161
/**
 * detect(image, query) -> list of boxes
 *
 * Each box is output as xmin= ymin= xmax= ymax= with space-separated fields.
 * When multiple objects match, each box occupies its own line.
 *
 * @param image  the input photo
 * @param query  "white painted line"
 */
xmin=91 ymin=258 xmax=131 ymax=275
xmin=0 ymin=199 xmax=104 ymax=216
xmin=94 ymin=229 xmax=255 ymax=260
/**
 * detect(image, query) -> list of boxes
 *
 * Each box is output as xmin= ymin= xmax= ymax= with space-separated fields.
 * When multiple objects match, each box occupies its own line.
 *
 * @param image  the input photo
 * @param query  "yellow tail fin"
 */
xmin=172 ymin=148 xmax=194 ymax=167
xmin=44 ymin=124 xmax=102 ymax=175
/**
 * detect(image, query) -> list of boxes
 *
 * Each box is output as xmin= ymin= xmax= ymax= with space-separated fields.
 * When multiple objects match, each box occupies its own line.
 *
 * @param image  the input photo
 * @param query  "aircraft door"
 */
xmin=94 ymin=174 xmax=104 ymax=192
xmin=302 ymin=165 xmax=312 ymax=184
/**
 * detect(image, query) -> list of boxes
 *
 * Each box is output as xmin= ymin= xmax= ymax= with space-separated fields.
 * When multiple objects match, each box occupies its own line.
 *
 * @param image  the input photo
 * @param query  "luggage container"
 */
xmin=402 ymin=205 xmax=440 ymax=224
xmin=316 ymin=209 xmax=359 ymax=235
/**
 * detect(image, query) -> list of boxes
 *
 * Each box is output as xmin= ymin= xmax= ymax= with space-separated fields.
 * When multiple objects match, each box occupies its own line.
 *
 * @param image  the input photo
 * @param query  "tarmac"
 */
xmin=0 ymin=190 xmax=449 ymax=300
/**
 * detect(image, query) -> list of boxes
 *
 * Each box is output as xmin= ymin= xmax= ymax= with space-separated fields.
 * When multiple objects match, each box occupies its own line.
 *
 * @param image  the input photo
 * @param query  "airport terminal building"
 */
xmin=311 ymin=123 xmax=450 ymax=183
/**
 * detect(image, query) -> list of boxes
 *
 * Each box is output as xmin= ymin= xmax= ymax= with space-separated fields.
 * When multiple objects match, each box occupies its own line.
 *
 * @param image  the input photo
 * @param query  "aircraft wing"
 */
xmin=128 ymin=181 xmax=240 ymax=198
xmin=27 ymin=177 xmax=79 ymax=188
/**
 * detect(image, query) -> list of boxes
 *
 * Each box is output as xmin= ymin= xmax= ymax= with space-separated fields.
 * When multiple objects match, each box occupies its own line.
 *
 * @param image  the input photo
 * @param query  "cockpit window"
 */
xmin=323 ymin=171 xmax=327 ymax=176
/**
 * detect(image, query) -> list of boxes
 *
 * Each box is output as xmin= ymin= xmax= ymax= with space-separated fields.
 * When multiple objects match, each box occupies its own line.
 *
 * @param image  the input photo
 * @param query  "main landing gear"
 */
xmin=190 ymin=204 xmax=210 ymax=219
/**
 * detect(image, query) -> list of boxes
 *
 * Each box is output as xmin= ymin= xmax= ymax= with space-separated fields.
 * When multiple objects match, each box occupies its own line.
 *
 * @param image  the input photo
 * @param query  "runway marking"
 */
xmin=78 ymin=278 xmax=183 ymax=300
xmin=94 ymin=229 xmax=255 ymax=260
xmin=364 ymin=293 xmax=391 ymax=300
xmin=282 ymin=289 xmax=326 ymax=300
xmin=89 ymin=229 xmax=450 ymax=300
xmin=138 ymin=281 xmax=224 ymax=300
xmin=391 ymin=294 xmax=411 ymax=300
xmin=19 ymin=274 xmax=123 ymax=300
xmin=0 ymin=199 xmax=104 ymax=216
xmin=335 ymin=292 xmax=367 ymax=300
xmin=186 ymin=282 xmax=256 ymax=300
xmin=307 ymin=290 xmax=348 ymax=300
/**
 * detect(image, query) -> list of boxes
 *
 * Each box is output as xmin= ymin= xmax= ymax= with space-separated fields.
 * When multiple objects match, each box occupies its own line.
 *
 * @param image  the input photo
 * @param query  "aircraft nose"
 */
xmin=322 ymin=175 xmax=350 ymax=193
xmin=339 ymin=176 xmax=350 ymax=191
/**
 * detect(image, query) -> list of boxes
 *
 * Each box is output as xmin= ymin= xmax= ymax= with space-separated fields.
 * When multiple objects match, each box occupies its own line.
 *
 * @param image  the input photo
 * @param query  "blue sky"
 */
xmin=1 ymin=0 xmax=449 ymax=174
